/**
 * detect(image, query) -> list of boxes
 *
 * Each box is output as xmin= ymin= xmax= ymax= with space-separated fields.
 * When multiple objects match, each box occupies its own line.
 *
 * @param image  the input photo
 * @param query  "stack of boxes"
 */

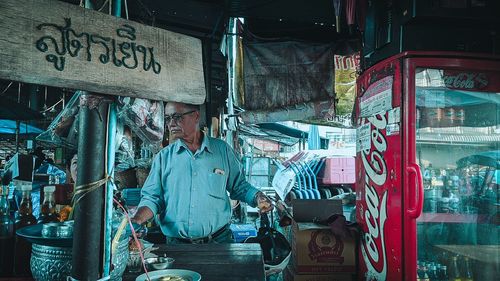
xmin=284 ymin=199 xmax=357 ymax=281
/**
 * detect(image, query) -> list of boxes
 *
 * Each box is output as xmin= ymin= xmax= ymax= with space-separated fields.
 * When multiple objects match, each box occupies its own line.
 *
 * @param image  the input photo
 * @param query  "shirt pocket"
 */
xmin=207 ymin=172 xmax=227 ymax=200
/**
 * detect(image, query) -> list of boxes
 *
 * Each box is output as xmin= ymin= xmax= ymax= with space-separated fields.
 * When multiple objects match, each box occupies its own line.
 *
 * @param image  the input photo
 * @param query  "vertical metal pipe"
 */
xmin=226 ymin=17 xmax=240 ymax=148
xmin=15 ymin=121 xmax=20 ymax=153
xmin=103 ymin=103 xmax=117 ymax=276
xmin=113 ymin=0 xmax=122 ymax=17
xmin=71 ymin=93 xmax=110 ymax=280
xmin=103 ymin=0 xmax=121 ymax=275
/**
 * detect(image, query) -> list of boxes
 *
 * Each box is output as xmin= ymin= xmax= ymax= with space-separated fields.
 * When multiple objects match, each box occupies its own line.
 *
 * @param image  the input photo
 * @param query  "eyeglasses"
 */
xmin=164 ymin=110 xmax=196 ymax=124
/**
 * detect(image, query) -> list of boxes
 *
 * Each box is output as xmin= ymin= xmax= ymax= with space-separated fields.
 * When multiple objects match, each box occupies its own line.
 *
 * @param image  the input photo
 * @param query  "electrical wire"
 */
xmin=113 ymin=198 xmax=151 ymax=281
xmin=0 ymin=81 xmax=13 ymax=96
xmin=124 ymin=0 xmax=129 ymax=20
xmin=40 ymin=98 xmax=64 ymax=113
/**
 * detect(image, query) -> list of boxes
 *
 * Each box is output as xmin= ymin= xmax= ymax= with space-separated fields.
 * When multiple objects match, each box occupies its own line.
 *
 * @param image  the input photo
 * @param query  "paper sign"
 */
xmin=360 ymin=76 xmax=393 ymax=117
xmin=272 ymin=167 xmax=296 ymax=200
xmin=356 ymin=123 xmax=371 ymax=152
xmin=387 ymin=107 xmax=401 ymax=124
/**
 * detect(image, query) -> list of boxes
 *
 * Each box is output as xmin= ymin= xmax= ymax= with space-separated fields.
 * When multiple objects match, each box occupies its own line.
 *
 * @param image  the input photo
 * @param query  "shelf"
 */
xmin=417 ymin=213 xmax=489 ymax=223
xmin=435 ymin=245 xmax=499 ymax=264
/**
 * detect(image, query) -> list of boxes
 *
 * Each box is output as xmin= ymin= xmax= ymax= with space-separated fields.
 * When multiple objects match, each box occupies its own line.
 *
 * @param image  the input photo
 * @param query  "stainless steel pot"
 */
xmin=31 ymin=237 xmax=129 ymax=281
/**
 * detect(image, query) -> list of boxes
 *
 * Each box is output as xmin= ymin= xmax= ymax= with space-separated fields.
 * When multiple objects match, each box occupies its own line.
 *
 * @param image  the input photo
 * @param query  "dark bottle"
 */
xmin=463 ymin=257 xmax=473 ymax=281
xmin=38 ymin=185 xmax=58 ymax=223
xmin=14 ymin=183 xmax=37 ymax=277
xmin=421 ymin=266 xmax=430 ymax=281
xmin=438 ymin=265 xmax=448 ymax=281
xmin=0 ymin=184 xmax=15 ymax=277
xmin=448 ymin=256 xmax=461 ymax=281
xmin=7 ymin=181 xmax=17 ymax=217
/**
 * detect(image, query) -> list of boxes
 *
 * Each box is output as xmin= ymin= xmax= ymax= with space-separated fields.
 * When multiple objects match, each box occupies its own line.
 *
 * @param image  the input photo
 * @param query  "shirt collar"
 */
xmin=199 ymin=133 xmax=213 ymax=154
xmin=174 ymin=132 xmax=213 ymax=154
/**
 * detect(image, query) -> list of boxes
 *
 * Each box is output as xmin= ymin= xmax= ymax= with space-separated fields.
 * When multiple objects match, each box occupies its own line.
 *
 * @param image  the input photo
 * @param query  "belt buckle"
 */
xmin=190 ymin=236 xmax=209 ymax=244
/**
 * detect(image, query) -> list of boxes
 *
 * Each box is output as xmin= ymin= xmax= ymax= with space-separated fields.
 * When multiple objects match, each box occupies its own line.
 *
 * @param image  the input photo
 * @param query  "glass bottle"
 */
xmin=463 ymin=257 xmax=473 ymax=281
xmin=428 ymin=265 xmax=438 ymax=281
xmin=7 ymin=181 xmax=17 ymax=216
xmin=0 ymin=185 xmax=15 ymax=276
xmin=38 ymin=185 xmax=58 ymax=223
xmin=14 ymin=183 xmax=37 ymax=276
xmin=448 ymin=256 xmax=461 ymax=281
xmin=421 ymin=266 xmax=430 ymax=281
xmin=15 ymin=184 xmax=37 ymax=227
xmin=439 ymin=265 xmax=448 ymax=281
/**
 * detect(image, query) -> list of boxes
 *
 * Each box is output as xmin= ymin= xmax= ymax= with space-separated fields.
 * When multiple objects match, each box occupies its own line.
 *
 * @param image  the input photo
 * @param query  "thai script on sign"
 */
xmin=35 ymin=18 xmax=161 ymax=74
xmin=443 ymin=72 xmax=488 ymax=89
xmin=360 ymin=112 xmax=388 ymax=281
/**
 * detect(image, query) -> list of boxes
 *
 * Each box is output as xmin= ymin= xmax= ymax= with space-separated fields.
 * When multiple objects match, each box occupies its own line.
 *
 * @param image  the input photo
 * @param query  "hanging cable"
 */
xmin=0 ymin=81 xmax=13 ymax=96
xmin=124 ymin=0 xmax=129 ymax=20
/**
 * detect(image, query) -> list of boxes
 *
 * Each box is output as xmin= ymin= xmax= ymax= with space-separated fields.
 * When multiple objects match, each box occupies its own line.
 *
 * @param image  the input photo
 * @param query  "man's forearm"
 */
xmin=131 ymin=206 xmax=154 ymax=225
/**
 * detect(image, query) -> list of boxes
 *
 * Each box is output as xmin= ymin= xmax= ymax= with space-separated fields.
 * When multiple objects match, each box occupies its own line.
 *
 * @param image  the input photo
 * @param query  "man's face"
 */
xmin=70 ymin=154 xmax=78 ymax=183
xmin=164 ymin=102 xmax=199 ymax=140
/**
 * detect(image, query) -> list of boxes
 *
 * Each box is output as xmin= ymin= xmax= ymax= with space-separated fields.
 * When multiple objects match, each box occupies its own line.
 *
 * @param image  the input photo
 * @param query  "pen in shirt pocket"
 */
xmin=213 ymin=168 xmax=225 ymax=175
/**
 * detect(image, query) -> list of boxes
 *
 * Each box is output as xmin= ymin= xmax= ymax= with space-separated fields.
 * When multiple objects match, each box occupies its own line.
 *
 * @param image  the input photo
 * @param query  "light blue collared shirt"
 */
xmin=138 ymin=134 xmax=260 ymax=239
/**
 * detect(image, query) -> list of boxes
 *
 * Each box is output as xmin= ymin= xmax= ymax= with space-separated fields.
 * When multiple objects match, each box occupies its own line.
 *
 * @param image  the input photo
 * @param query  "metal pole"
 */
xmin=103 ymin=103 xmax=117 ymax=276
xmin=225 ymin=17 xmax=239 ymax=148
xmin=15 ymin=121 xmax=20 ymax=153
xmin=103 ymin=0 xmax=121 ymax=276
xmin=71 ymin=92 xmax=111 ymax=280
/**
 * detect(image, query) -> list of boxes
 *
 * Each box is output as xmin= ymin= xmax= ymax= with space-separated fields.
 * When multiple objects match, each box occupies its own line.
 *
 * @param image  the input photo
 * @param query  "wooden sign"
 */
xmin=0 ymin=0 xmax=206 ymax=104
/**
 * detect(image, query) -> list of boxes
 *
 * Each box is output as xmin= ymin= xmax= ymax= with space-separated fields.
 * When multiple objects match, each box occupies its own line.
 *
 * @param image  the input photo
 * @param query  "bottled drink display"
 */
xmin=38 ymin=185 xmax=58 ymax=223
xmin=415 ymin=67 xmax=499 ymax=281
xmin=14 ymin=183 xmax=37 ymax=276
xmin=0 ymin=184 xmax=15 ymax=276
xmin=448 ymin=256 xmax=461 ymax=281
xmin=463 ymin=257 xmax=474 ymax=281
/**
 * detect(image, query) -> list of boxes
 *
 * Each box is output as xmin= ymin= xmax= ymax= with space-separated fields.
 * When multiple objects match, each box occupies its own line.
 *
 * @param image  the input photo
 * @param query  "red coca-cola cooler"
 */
xmin=355 ymin=51 xmax=500 ymax=281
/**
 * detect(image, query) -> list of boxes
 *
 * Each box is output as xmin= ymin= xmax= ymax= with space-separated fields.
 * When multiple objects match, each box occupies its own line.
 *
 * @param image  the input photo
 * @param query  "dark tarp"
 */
xmin=0 ymin=98 xmax=43 ymax=120
xmin=243 ymin=41 xmax=335 ymax=111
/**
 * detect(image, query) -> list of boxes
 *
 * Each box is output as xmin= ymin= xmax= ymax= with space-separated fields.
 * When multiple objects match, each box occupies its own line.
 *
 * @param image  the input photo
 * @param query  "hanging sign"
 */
xmin=0 ymin=0 xmax=206 ymax=104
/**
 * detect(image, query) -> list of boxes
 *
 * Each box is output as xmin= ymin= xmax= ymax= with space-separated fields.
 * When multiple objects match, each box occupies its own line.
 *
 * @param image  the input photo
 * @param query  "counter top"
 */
xmin=122 ymin=243 xmax=265 ymax=281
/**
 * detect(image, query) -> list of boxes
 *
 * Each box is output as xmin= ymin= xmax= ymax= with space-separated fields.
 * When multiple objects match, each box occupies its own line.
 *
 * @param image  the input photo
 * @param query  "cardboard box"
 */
xmin=291 ymin=199 xmax=342 ymax=223
xmin=229 ymin=223 xmax=257 ymax=243
xmin=292 ymin=222 xmax=355 ymax=274
xmin=4 ymin=153 xmax=35 ymax=182
xmin=284 ymin=266 xmax=354 ymax=281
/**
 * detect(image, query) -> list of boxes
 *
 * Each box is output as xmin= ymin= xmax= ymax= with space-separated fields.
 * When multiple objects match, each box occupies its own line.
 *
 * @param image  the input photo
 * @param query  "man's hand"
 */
xmin=127 ymin=219 xmax=148 ymax=238
xmin=255 ymin=192 xmax=274 ymax=213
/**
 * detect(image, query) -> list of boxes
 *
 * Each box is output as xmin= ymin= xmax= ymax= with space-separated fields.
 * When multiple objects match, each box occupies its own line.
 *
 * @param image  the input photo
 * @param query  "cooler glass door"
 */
xmin=405 ymin=58 xmax=500 ymax=281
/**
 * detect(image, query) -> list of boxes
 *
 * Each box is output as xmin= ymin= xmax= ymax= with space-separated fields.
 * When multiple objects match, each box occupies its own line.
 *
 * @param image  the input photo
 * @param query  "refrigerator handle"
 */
xmin=406 ymin=163 xmax=424 ymax=218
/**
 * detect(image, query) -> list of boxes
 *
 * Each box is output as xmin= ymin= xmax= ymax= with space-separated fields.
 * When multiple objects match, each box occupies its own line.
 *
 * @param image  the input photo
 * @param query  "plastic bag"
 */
xmin=36 ymin=91 xmax=81 ymax=149
xmin=117 ymin=97 xmax=164 ymax=152
xmin=114 ymin=122 xmax=136 ymax=172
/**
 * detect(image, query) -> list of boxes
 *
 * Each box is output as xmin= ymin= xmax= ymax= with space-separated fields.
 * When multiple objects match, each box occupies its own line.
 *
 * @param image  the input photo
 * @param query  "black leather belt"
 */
xmin=175 ymin=224 xmax=229 ymax=244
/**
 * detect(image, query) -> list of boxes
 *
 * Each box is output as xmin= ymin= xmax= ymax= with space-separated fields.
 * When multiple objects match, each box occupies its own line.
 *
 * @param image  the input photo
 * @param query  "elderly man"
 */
xmin=131 ymin=102 xmax=272 ymax=243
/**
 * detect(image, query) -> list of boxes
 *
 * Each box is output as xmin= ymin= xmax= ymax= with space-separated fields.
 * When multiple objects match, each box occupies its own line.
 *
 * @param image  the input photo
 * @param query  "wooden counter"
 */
xmin=122 ymin=243 xmax=265 ymax=281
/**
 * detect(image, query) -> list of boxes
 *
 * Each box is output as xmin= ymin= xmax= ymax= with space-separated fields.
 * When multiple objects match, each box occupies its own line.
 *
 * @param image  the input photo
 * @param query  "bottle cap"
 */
xmin=20 ymin=184 xmax=33 ymax=191
xmin=44 ymin=185 xmax=56 ymax=193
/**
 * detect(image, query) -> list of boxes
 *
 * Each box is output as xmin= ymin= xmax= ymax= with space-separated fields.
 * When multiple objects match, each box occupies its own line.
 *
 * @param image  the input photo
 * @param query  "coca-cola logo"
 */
xmin=360 ymin=112 xmax=388 ymax=281
xmin=443 ymin=72 xmax=488 ymax=90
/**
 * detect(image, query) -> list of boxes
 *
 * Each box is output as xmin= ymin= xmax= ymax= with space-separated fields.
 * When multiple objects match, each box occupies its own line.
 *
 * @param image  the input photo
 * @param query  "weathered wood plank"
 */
xmin=0 ymin=0 xmax=206 ymax=104
xmin=123 ymin=243 xmax=265 ymax=281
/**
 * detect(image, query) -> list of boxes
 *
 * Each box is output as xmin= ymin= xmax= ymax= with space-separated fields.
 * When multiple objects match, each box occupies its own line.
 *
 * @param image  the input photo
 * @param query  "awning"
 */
xmin=239 ymin=122 xmax=328 ymax=147
xmin=0 ymin=119 xmax=43 ymax=135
